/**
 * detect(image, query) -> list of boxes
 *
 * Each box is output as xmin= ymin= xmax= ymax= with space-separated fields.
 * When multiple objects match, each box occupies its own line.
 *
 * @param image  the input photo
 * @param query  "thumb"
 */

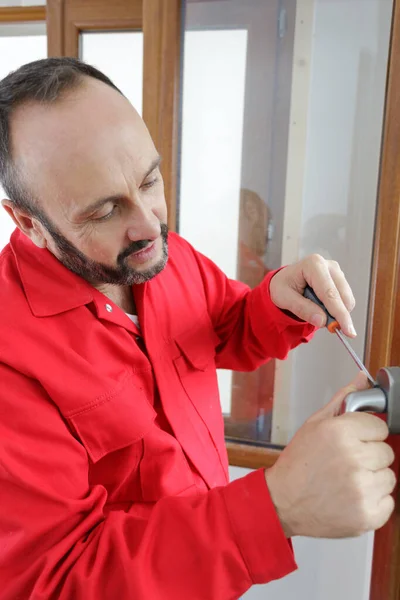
xmin=309 ymin=371 xmax=369 ymax=421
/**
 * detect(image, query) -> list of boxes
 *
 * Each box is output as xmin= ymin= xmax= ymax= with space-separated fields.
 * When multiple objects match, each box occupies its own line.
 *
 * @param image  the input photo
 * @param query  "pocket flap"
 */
xmin=175 ymin=325 xmax=220 ymax=371
xmin=66 ymin=372 xmax=156 ymax=463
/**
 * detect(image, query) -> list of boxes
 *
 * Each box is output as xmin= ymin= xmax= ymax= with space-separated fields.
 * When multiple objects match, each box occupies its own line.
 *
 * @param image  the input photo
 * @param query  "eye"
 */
xmin=93 ymin=205 xmax=117 ymax=222
xmin=141 ymin=177 xmax=158 ymax=190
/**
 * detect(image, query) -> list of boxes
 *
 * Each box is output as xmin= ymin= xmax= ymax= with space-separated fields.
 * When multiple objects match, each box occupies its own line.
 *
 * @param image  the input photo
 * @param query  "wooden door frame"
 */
xmin=0 ymin=6 xmax=45 ymax=23
xmin=142 ymin=0 xmax=182 ymax=233
xmin=46 ymin=0 xmax=182 ymax=232
xmin=47 ymin=1 xmax=142 ymax=57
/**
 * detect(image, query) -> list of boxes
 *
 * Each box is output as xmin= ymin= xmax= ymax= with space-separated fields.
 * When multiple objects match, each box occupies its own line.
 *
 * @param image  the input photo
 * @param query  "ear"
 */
xmin=1 ymin=199 xmax=47 ymax=249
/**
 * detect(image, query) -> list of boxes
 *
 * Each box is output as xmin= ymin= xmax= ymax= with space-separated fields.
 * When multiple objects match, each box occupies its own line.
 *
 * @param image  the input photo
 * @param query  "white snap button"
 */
xmin=105 ymin=304 xmax=113 ymax=313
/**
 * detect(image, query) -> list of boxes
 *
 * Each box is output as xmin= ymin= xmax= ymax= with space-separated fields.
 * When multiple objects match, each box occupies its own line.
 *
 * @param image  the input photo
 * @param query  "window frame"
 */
xmin=0 ymin=6 xmax=45 ymax=23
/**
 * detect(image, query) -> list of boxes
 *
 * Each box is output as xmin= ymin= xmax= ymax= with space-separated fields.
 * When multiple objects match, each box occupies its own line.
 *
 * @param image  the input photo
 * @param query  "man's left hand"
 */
xmin=270 ymin=254 xmax=356 ymax=338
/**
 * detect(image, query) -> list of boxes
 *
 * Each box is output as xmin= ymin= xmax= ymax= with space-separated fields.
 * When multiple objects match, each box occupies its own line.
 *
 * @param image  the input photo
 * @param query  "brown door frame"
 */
xmin=142 ymin=0 xmax=181 ymax=233
xmin=46 ymin=0 xmax=182 ymax=232
xmin=0 ymin=6 xmax=45 ymax=23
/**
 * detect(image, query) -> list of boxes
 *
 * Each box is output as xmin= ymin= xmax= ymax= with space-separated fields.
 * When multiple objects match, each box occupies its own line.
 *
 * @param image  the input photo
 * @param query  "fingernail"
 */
xmin=349 ymin=323 xmax=357 ymax=337
xmin=311 ymin=313 xmax=325 ymax=328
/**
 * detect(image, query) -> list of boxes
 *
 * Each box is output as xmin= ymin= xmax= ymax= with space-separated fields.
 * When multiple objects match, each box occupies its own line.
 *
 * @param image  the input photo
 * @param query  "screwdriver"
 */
xmin=304 ymin=285 xmax=375 ymax=386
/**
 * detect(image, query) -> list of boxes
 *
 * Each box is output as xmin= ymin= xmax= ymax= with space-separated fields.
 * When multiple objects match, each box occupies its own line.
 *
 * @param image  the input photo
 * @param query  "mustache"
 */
xmin=118 ymin=223 xmax=169 ymax=263
xmin=118 ymin=239 xmax=153 ymax=262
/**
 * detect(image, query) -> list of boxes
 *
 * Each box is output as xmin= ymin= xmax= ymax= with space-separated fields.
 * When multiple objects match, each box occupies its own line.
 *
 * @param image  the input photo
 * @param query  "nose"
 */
xmin=126 ymin=200 xmax=161 ymax=242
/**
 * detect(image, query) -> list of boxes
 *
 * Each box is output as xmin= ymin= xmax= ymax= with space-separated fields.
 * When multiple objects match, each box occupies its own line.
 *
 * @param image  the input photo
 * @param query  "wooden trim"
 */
xmin=0 ymin=6 xmax=46 ymax=23
xmin=47 ymin=0 xmax=64 ymax=57
xmin=65 ymin=20 xmax=79 ymax=57
xmin=63 ymin=18 xmax=142 ymax=57
xmin=143 ymin=0 xmax=182 ymax=233
xmin=365 ymin=4 xmax=400 ymax=379
xmin=367 ymin=1 xmax=400 ymax=598
xmin=226 ymin=442 xmax=281 ymax=470
xmin=71 ymin=18 xmax=141 ymax=31
xmin=47 ymin=0 xmax=142 ymax=57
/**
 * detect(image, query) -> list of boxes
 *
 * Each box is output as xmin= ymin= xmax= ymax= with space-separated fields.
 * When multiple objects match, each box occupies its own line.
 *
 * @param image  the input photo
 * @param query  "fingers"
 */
xmin=360 ymin=442 xmax=395 ymax=471
xmin=373 ymin=495 xmax=395 ymax=530
xmin=303 ymin=255 xmax=356 ymax=337
xmin=373 ymin=468 xmax=397 ymax=495
xmin=339 ymin=411 xmax=389 ymax=442
xmin=328 ymin=261 xmax=356 ymax=313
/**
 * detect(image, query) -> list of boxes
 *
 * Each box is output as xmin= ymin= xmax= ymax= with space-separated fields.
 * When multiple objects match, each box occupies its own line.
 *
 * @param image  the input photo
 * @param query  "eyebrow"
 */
xmin=76 ymin=154 xmax=162 ymax=220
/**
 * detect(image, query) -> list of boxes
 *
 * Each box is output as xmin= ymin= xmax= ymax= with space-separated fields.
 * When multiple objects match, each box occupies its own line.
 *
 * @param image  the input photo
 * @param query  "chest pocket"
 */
xmin=65 ymin=370 xmax=156 ymax=464
xmin=173 ymin=323 xmax=225 ymax=451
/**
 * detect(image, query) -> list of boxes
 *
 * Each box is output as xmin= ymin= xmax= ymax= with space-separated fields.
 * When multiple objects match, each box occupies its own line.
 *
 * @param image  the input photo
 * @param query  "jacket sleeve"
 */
xmin=0 ymin=363 xmax=296 ymax=600
xmin=190 ymin=245 xmax=316 ymax=371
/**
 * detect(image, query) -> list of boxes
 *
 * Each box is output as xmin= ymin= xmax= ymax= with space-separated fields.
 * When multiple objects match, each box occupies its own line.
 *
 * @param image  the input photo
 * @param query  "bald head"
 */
xmin=0 ymin=58 xmax=122 ymax=214
xmin=11 ymin=77 xmax=156 ymax=221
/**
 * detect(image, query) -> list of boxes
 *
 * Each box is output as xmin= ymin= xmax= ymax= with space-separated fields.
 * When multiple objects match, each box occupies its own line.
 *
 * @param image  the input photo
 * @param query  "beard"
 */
xmin=37 ymin=210 xmax=169 ymax=286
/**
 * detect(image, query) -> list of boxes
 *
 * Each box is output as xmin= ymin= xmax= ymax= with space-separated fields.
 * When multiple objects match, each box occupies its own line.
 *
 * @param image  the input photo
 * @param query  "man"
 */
xmin=0 ymin=58 xmax=395 ymax=600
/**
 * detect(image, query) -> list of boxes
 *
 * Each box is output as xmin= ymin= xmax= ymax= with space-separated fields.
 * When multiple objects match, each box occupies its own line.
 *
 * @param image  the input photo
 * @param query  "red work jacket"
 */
xmin=0 ymin=229 xmax=314 ymax=599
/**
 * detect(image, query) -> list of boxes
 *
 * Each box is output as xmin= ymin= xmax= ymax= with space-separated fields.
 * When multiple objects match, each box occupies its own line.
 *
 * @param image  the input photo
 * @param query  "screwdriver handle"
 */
xmin=303 ymin=285 xmax=340 ymax=333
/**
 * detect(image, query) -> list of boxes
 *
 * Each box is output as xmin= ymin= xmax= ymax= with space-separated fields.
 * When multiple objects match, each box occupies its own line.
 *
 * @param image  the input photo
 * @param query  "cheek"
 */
xmin=152 ymin=188 xmax=168 ymax=222
xmin=78 ymin=230 xmax=122 ymax=264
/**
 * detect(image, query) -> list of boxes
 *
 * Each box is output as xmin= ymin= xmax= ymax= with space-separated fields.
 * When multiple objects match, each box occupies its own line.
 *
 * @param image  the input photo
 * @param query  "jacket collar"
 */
xmin=10 ymin=228 xmax=94 ymax=317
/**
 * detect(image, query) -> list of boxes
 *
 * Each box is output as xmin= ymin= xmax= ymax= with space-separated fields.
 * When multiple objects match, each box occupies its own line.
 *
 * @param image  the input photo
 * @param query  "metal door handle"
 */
xmin=342 ymin=366 xmax=400 ymax=433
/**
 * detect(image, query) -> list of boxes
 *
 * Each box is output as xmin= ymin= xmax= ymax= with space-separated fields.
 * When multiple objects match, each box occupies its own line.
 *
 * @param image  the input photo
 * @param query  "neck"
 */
xmin=97 ymin=284 xmax=136 ymax=314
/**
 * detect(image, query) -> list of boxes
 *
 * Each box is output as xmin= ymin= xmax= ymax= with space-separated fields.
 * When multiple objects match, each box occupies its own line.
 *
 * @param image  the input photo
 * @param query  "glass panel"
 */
xmin=0 ymin=22 xmax=47 ymax=251
xmin=179 ymin=0 xmax=394 ymax=445
xmin=81 ymin=31 xmax=143 ymax=116
xmin=180 ymin=28 xmax=248 ymax=416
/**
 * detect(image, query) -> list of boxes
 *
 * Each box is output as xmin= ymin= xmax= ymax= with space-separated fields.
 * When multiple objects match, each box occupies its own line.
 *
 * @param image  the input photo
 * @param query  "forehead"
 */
xmin=10 ymin=78 xmax=156 ymax=211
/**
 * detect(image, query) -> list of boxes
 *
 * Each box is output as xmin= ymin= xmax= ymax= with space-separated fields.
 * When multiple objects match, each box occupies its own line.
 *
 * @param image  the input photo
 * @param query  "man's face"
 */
xmin=10 ymin=78 xmax=168 ymax=286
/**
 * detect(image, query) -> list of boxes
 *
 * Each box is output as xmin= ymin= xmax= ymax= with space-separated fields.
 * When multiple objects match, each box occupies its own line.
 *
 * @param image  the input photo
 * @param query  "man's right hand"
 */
xmin=265 ymin=372 xmax=396 ymax=538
